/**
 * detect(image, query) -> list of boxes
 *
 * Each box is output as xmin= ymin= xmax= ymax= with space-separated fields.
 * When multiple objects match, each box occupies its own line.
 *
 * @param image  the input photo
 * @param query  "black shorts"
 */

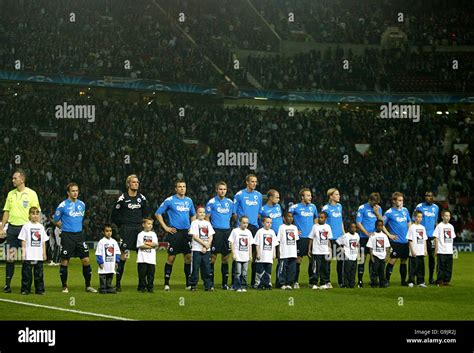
xmin=359 ymin=237 xmax=370 ymax=258
xmin=390 ymin=242 xmax=409 ymax=260
xmin=60 ymin=231 xmax=89 ymax=259
xmin=166 ymin=229 xmax=191 ymax=255
xmin=6 ymin=224 xmax=23 ymax=249
xmin=297 ymin=238 xmax=310 ymax=257
xmin=119 ymin=224 xmax=142 ymax=252
xmin=211 ymin=228 xmax=231 ymax=255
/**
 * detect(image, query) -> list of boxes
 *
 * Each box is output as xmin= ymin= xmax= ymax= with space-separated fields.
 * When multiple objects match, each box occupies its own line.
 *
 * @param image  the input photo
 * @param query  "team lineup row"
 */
xmin=0 ymin=171 xmax=456 ymax=294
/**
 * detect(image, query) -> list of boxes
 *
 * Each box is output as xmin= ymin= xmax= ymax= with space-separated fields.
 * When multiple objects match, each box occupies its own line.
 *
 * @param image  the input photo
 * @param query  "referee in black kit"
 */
xmin=111 ymin=175 xmax=150 ymax=291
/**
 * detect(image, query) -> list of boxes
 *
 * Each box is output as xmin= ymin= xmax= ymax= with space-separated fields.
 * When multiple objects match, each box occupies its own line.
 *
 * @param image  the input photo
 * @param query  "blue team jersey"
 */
xmin=205 ymin=196 xmax=234 ymax=229
xmin=156 ymin=195 xmax=196 ymax=230
xmin=53 ymin=199 xmax=86 ymax=232
xmin=356 ymin=203 xmax=382 ymax=238
xmin=322 ymin=203 xmax=343 ymax=240
xmin=289 ymin=202 xmax=318 ymax=238
xmin=233 ymin=189 xmax=263 ymax=227
xmin=259 ymin=203 xmax=283 ymax=234
xmin=413 ymin=203 xmax=439 ymax=237
xmin=383 ymin=207 xmax=411 ymax=243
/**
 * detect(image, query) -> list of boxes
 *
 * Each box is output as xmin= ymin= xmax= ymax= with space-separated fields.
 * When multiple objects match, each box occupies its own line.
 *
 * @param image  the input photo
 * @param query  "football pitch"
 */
xmin=1 ymin=252 xmax=473 ymax=321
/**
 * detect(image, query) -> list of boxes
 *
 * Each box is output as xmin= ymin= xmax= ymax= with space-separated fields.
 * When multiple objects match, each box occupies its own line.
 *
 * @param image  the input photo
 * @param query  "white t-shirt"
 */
xmin=308 ymin=223 xmax=333 ymax=255
xmin=254 ymin=228 xmax=279 ymax=264
xmin=136 ymin=231 xmax=158 ymax=264
xmin=277 ymin=224 xmax=299 ymax=259
xmin=228 ymin=227 xmax=253 ymax=262
xmin=18 ymin=221 xmax=49 ymax=261
xmin=433 ymin=222 xmax=456 ymax=254
xmin=189 ymin=219 xmax=215 ymax=252
xmin=367 ymin=232 xmax=390 ymax=260
xmin=406 ymin=224 xmax=428 ymax=257
xmin=336 ymin=232 xmax=360 ymax=261
xmin=96 ymin=237 xmax=121 ymax=274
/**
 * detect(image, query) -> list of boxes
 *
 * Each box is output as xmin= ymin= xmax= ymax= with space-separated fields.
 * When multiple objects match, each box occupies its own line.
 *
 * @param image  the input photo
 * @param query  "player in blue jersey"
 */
xmin=383 ymin=192 xmax=411 ymax=286
xmin=232 ymin=174 xmax=263 ymax=287
xmin=156 ymin=180 xmax=196 ymax=291
xmin=355 ymin=192 xmax=384 ymax=287
xmin=322 ymin=188 xmax=345 ymax=287
xmin=53 ymin=183 xmax=96 ymax=293
xmin=205 ymin=181 xmax=234 ymax=290
xmin=288 ymin=188 xmax=319 ymax=289
xmin=260 ymin=189 xmax=283 ymax=287
xmin=413 ymin=191 xmax=439 ymax=284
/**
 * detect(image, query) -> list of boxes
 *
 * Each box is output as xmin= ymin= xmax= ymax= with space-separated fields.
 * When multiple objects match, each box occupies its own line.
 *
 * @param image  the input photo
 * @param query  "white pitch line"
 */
xmin=0 ymin=298 xmax=135 ymax=321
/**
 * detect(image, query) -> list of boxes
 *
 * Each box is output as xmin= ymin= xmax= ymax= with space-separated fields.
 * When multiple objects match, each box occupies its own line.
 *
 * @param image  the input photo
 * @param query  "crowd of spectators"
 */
xmin=1 ymin=0 xmax=472 ymax=94
xmin=246 ymin=48 xmax=474 ymax=93
xmin=1 ymin=88 xmax=472 ymax=240
xmin=252 ymin=0 xmax=474 ymax=46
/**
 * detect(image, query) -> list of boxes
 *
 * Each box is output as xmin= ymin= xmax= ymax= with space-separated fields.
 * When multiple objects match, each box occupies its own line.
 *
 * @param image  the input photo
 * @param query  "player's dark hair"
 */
xmin=245 ymin=174 xmax=257 ymax=182
xmin=175 ymin=179 xmax=186 ymax=187
xmin=413 ymin=210 xmax=423 ymax=217
xmin=368 ymin=192 xmax=381 ymax=203
xmin=66 ymin=182 xmax=78 ymax=192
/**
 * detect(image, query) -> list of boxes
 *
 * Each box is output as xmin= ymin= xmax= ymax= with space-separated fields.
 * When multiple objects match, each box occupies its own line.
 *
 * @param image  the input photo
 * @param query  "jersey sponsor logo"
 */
xmin=176 ymin=205 xmax=190 ymax=212
xmin=300 ymin=211 xmax=313 ymax=217
xmin=269 ymin=212 xmax=282 ymax=218
xmin=331 ymin=212 xmax=342 ymax=218
xmin=115 ymin=204 xmax=121 ymax=209
xmin=286 ymin=230 xmax=296 ymax=245
xmin=263 ymin=235 xmax=273 ymax=250
xmin=216 ymin=206 xmax=230 ymax=214
xmin=68 ymin=211 xmax=84 ymax=217
xmin=367 ymin=211 xmax=377 ymax=218
xmin=396 ymin=216 xmax=407 ymax=223
xmin=423 ymin=211 xmax=436 ymax=217
xmin=127 ymin=203 xmax=142 ymax=209
xmin=245 ymin=200 xmax=259 ymax=206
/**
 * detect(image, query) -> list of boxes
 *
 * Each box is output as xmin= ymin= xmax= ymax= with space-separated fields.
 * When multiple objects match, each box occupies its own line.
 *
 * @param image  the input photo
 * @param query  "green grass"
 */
xmin=1 ymin=252 xmax=473 ymax=320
